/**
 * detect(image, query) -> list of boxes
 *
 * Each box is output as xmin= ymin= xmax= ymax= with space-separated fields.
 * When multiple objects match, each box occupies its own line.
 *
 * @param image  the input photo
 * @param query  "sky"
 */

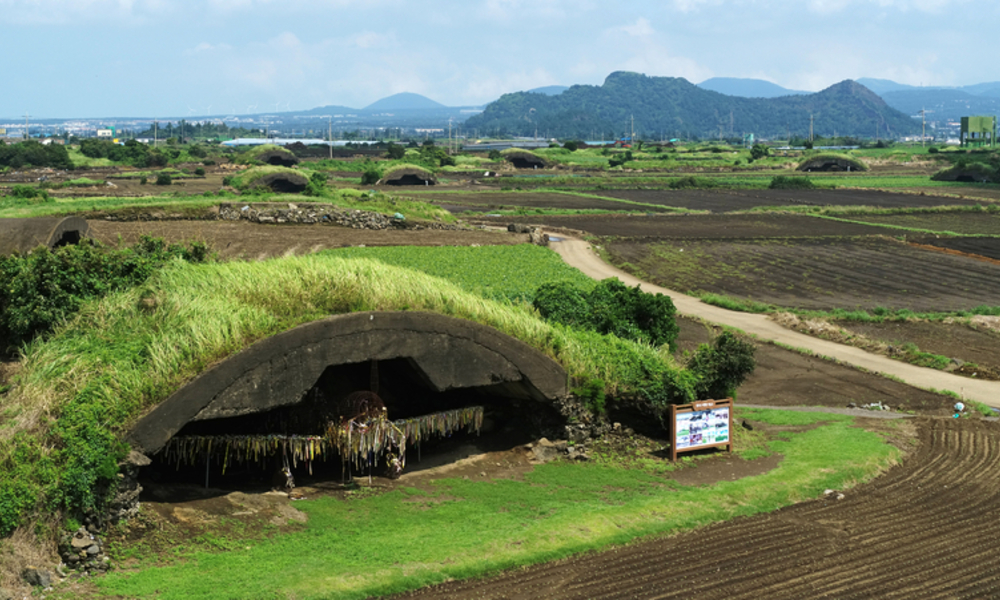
xmin=2 ymin=0 xmax=999 ymax=119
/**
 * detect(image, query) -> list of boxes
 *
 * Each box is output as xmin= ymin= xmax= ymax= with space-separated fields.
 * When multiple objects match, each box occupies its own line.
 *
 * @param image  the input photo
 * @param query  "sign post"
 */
xmin=669 ymin=398 xmax=734 ymax=462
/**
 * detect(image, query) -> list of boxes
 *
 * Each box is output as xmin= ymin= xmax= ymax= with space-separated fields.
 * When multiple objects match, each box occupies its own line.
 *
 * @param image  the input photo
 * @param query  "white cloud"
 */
xmin=616 ymin=17 xmax=655 ymax=38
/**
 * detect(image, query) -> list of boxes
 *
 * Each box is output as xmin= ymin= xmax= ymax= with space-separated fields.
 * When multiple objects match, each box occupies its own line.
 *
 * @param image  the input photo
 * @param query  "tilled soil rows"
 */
xmin=606 ymin=236 xmax=1000 ymax=312
xmin=402 ymin=191 xmax=678 ymax=213
xmin=592 ymin=188 xmax=990 ymax=213
xmin=396 ymin=418 xmax=1000 ymax=600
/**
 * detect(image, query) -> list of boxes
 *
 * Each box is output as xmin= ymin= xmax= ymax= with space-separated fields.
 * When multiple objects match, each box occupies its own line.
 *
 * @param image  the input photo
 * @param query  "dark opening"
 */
xmin=956 ymin=175 xmax=977 ymax=183
xmin=386 ymin=174 xmax=434 ymax=186
xmin=140 ymin=358 xmax=561 ymax=494
xmin=53 ymin=230 xmax=82 ymax=248
xmin=810 ymin=162 xmax=843 ymax=172
xmin=266 ymin=177 xmax=307 ymax=193
xmin=509 ymin=158 xmax=543 ymax=169
xmin=265 ymin=156 xmax=297 ymax=167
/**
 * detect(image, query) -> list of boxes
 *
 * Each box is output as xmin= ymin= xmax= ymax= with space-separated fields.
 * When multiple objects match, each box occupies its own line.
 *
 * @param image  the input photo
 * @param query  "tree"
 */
xmin=687 ymin=332 xmax=756 ymax=400
xmin=385 ymin=142 xmax=405 ymax=160
xmin=750 ymin=143 xmax=770 ymax=161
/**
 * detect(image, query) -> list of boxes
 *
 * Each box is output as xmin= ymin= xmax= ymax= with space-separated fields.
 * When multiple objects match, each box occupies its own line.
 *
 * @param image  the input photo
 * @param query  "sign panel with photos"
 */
xmin=669 ymin=398 xmax=734 ymax=461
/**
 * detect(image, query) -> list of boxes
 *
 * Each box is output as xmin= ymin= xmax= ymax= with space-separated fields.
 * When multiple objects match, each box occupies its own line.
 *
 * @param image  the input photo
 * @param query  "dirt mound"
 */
xmin=396 ymin=418 xmax=1000 ymax=599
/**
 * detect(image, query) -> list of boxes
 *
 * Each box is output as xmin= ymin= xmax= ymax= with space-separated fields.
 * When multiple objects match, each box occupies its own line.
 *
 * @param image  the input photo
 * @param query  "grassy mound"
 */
xmin=0 ymin=254 xmax=695 ymax=536
xmin=233 ymin=144 xmax=299 ymax=166
xmin=227 ymin=166 xmax=309 ymax=192
xmin=797 ymin=153 xmax=868 ymax=172
xmin=931 ymin=162 xmax=999 ymax=184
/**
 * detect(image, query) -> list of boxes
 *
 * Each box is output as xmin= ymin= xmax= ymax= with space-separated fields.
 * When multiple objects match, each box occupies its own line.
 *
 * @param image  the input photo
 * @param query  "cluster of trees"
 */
xmin=533 ymin=279 xmax=755 ymax=403
xmin=0 ymin=140 xmax=73 ymax=170
xmin=79 ymin=139 xmax=172 ymax=167
xmin=465 ymin=72 xmax=922 ymax=140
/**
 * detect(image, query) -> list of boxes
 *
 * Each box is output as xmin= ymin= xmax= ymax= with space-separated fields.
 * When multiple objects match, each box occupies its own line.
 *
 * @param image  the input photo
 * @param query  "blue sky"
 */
xmin=2 ymin=0 xmax=998 ymax=118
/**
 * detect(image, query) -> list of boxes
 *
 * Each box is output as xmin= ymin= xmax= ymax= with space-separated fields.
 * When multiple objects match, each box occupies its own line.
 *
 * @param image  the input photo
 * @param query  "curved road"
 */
xmin=548 ymin=236 xmax=1000 ymax=408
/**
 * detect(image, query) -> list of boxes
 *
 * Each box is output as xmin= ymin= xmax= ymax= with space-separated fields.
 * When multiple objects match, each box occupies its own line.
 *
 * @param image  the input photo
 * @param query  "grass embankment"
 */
xmin=91 ymin=408 xmax=898 ymax=599
xmin=0 ymin=249 xmax=692 ymax=537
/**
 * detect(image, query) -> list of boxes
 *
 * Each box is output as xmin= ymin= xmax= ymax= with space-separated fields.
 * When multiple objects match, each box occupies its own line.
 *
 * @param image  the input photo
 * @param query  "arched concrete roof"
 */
xmin=128 ymin=311 xmax=568 ymax=454
xmin=0 ymin=217 xmax=89 ymax=255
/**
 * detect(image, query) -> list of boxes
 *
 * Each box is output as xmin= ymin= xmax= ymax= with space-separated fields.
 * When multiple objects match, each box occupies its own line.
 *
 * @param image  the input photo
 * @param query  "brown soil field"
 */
xmin=675 ymin=318 xmax=955 ymax=415
xmin=606 ymin=236 xmax=1000 ymax=312
xmin=847 ymin=212 xmax=1000 ymax=235
xmin=86 ymin=220 xmax=527 ymax=260
xmin=920 ymin=237 xmax=1000 ymax=261
xmin=396 ymin=417 xmax=1000 ymax=600
xmin=400 ymin=191 xmax=675 ymax=213
xmin=493 ymin=213 xmax=890 ymax=238
xmin=589 ymin=188 xmax=991 ymax=213
xmin=834 ymin=319 xmax=1000 ymax=378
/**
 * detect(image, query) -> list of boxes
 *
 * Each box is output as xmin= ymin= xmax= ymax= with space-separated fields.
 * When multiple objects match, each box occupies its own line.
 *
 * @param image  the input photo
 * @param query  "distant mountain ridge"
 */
xmin=465 ymin=71 xmax=921 ymax=139
xmin=697 ymin=77 xmax=808 ymax=98
xmin=363 ymin=92 xmax=446 ymax=111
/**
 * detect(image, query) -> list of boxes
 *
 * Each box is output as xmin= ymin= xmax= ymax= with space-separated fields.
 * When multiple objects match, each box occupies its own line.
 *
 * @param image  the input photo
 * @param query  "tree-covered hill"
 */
xmin=465 ymin=71 xmax=922 ymax=140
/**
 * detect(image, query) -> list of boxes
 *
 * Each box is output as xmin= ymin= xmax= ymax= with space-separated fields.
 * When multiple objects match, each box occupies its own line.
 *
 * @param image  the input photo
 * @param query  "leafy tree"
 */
xmin=687 ymin=332 xmax=756 ymax=400
xmin=563 ymin=140 xmax=580 ymax=152
xmin=304 ymin=171 xmax=328 ymax=196
xmin=385 ymin=143 xmax=406 ymax=160
xmin=360 ymin=167 xmax=381 ymax=185
xmin=488 ymin=149 xmax=503 ymax=161
xmin=155 ymin=173 xmax=172 ymax=186
xmin=750 ymin=143 xmax=770 ymax=161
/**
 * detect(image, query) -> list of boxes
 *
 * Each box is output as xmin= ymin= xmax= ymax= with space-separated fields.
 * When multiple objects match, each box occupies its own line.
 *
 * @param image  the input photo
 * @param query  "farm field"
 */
xmin=591 ymin=188 xmax=993 ymax=212
xmin=400 ymin=190 xmax=677 ymax=214
xmin=86 ymin=220 xmax=525 ymax=260
xmin=919 ymin=236 xmax=1000 ymax=261
xmin=497 ymin=212 xmax=891 ymax=238
xmin=605 ymin=236 xmax=1000 ymax=312
xmin=844 ymin=211 xmax=1000 ymax=235
xmin=397 ymin=418 xmax=1000 ymax=600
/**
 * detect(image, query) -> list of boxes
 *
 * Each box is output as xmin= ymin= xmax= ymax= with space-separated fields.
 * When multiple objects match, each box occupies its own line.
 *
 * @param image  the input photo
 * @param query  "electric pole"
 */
xmin=809 ymin=114 xmax=814 ymax=143
xmin=328 ymin=116 xmax=333 ymax=160
xmin=22 ymin=113 xmax=30 ymax=140
xmin=920 ymin=108 xmax=926 ymax=147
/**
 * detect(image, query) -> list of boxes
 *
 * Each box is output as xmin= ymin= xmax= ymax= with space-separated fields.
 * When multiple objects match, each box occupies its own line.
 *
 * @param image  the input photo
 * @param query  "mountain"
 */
xmin=855 ymin=78 xmax=918 ymax=95
xmin=881 ymin=89 xmax=1000 ymax=122
xmin=698 ymin=77 xmax=808 ymax=98
xmin=363 ymin=93 xmax=446 ymax=111
xmin=464 ymin=71 xmax=921 ymax=140
xmin=526 ymin=85 xmax=569 ymax=96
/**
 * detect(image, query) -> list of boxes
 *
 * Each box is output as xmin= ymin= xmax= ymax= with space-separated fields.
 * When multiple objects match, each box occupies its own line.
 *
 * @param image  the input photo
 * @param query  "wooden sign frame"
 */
xmin=669 ymin=398 xmax=734 ymax=462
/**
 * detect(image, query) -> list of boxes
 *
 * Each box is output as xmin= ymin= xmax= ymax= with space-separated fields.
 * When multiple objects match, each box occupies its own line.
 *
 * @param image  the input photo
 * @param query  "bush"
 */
xmin=187 ymin=145 xmax=208 ymax=159
xmin=750 ymin=143 xmax=770 ymax=161
xmin=202 ymin=159 xmax=216 ymax=166
xmin=194 ymin=167 xmax=205 ymax=176
xmin=139 ymin=176 xmax=147 ymax=185
xmin=305 ymin=171 xmax=328 ymax=196
xmin=563 ymin=141 xmax=580 ymax=152
xmin=385 ymin=143 xmax=406 ymax=160
xmin=687 ymin=331 xmax=756 ymax=400
xmin=155 ymin=173 xmax=172 ymax=186
xmin=769 ymin=175 xmax=815 ymax=189
xmin=669 ymin=176 xmax=715 ymax=190
xmin=534 ymin=278 xmax=679 ymax=351
xmin=927 ymin=147 xmax=939 ymax=154
xmin=0 ymin=236 xmax=209 ymax=353
xmin=488 ymin=150 xmax=503 ymax=161
xmin=361 ymin=167 xmax=381 ymax=185
xmin=7 ymin=184 xmax=50 ymax=201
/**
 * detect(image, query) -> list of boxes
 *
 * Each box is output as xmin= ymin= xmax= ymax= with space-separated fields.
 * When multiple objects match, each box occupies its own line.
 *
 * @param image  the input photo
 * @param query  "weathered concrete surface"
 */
xmin=0 ymin=217 xmax=89 ymax=255
xmin=128 ymin=311 xmax=568 ymax=454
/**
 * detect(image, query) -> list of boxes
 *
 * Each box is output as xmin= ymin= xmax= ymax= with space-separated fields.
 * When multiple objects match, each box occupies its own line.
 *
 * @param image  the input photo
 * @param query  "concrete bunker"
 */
xmin=0 ymin=216 xmax=90 ymax=256
xmin=378 ymin=166 xmax=437 ymax=186
xmin=129 ymin=312 xmax=568 ymax=489
xmin=797 ymin=155 xmax=866 ymax=172
xmin=503 ymin=151 xmax=550 ymax=170
xmin=256 ymin=148 xmax=300 ymax=167
xmin=255 ymin=172 xmax=309 ymax=193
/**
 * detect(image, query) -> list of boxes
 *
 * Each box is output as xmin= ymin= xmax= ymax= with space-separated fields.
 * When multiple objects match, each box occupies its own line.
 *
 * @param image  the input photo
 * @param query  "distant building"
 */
xmin=96 ymin=129 xmax=114 ymax=138
xmin=960 ymin=116 xmax=996 ymax=147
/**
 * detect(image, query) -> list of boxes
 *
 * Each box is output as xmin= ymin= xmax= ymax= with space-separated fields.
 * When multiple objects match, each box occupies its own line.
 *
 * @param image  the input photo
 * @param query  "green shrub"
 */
xmin=202 ymin=159 xmax=216 ymax=166
xmin=139 ymin=176 xmax=147 ymax=185
xmin=769 ymin=175 xmax=815 ymax=189
xmin=155 ymin=173 xmax=172 ymax=186
xmin=488 ymin=150 xmax=502 ymax=161
xmin=750 ymin=143 xmax=770 ymax=161
xmin=573 ymin=377 xmax=606 ymax=415
xmin=194 ymin=167 xmax=205 ymax=177
xmin=0 ymin=236 xmax=208 ymax=353
xmin=534 ymin=278 xmax=679 ymax=351
xmin=386 ymin=143 xmax=406 ymax=160
xmin=7 ymin=184 xmax=50 ymax=201
xmin=361 ymin=167 xmax=381 ymax=185
xmin=927 ymin=147 xmax=939 ymax=154
xmin=669 ymin=176 xmax=715 ymax=190
xmin=305 ymin=171 xmax=328 ymax=197
xmin=687 ymin=331 xmax=756 ymax=400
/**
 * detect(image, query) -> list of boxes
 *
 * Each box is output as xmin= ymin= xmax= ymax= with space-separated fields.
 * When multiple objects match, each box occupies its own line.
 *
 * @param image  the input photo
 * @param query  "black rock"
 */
xmin=22 ymin=566 xmax=53 ymax=588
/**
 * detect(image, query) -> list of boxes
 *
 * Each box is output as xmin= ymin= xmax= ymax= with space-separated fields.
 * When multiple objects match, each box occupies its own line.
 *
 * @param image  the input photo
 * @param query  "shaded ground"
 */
xmin=86 ymin=220 xmax=526 ymax=260
xmin=605 ymin=236 xmax=1000 ymax=312
xmin=401 ymin=191 xmax=676 ymax=214
xmin=916 ymin=236 xmax=1000 ymax=262
xmin=848 ymin=212 xmax=1000 ymax=235
xmin=395 ymin=417 xmax=1000 ymax=600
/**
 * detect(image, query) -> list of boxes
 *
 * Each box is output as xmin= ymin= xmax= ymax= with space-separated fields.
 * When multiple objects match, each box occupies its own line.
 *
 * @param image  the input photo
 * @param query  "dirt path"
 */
xmin=397 ymin=418 xmax=1000 ymax=600
xmin=549 ymin=235 xmax=1000 ymax=408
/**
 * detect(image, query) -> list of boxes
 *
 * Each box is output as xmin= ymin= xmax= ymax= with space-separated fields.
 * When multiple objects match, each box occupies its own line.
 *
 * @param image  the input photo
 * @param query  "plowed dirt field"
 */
xmin=396 ymin=418 xmax=1000 ymax=600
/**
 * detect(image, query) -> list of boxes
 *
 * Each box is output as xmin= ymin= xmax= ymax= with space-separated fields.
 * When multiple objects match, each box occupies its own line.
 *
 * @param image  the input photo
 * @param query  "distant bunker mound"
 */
xmin=257 ymin=171 xmax=309 ymax=193
xmin=504 ymin=151 xmax=551 ymax=170
xmin=128 ymin=312 xmax=568 ymax=487
xmin=257 ymin=148 xmax=300 ymax=167
xmin=379 ymin=166 xmax=438 ymax=186
xmin=0 ymin=216 xmax=90 ymax=255
xmin=931 ymin=164 xmax=996 ymax=184
xmin=797 ymin=155 xmax=866 ymax=172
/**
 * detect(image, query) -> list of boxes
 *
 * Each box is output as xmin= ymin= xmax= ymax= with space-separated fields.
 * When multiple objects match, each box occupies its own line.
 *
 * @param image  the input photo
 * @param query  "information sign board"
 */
xmin=669 ymin=398 xmax=733 ymax=461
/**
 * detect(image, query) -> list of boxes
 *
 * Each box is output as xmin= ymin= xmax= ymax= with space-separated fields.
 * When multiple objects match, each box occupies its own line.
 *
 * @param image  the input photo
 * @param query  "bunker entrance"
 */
xmin=142 ymin=358 xmax=562 ymax=492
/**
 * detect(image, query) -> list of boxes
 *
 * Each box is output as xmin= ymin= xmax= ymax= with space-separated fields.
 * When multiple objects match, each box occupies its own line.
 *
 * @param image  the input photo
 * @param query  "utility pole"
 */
xmin=22 ymin=113 xmax=30 ymax=140
xmin=448 ymin=117 xmax=453 ymax=155
xmin=809 ymin=115 xmax=814 ymax=143
xmin=328 ymin=116 xmax=333 ymax=160
xmin=154 ymin=118 xmax=158 ymax=147
xmin=920 ymin=108 xmax=926 ymax=147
